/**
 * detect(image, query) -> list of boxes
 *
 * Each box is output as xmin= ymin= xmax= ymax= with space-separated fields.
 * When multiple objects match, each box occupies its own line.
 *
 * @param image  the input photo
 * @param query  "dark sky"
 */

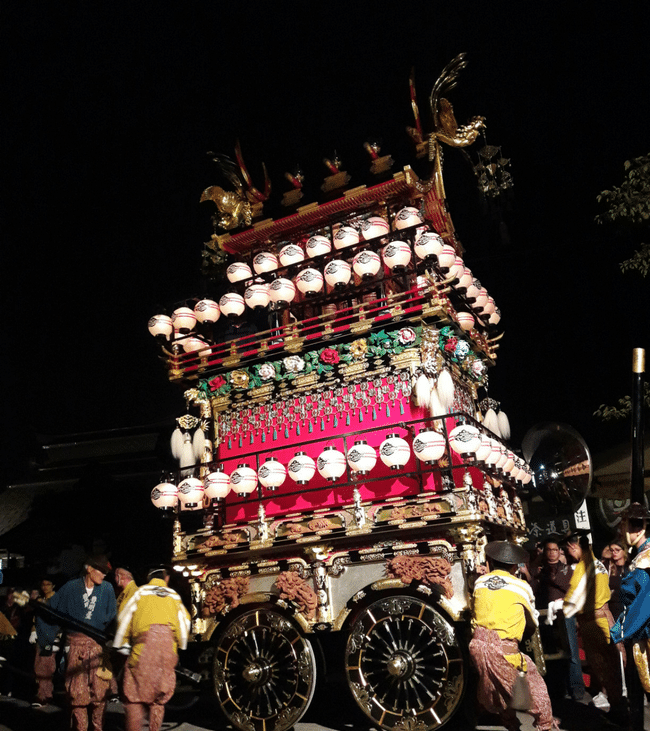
xmin=2 ymin=3 xmax=649 ymax=485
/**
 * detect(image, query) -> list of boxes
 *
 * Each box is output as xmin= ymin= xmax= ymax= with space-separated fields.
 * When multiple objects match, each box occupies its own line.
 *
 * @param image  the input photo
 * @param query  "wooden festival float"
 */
xmin=147 ymin=55 xmax=533 ymax=731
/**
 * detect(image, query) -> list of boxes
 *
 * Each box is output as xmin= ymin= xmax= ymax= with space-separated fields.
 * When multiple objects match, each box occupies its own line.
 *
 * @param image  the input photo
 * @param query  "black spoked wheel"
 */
xmin=213 ymin=606 xmax=316 ymax=731
xmin=345 ymin=595 xmax=465 ymax=731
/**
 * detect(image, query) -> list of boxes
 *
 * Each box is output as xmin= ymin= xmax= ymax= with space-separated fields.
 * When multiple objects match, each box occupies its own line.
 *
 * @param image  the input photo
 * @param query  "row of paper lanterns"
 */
xmin=151 ymin=423 xmax=531 ymax=510
xmin=147 ymin=209 xmax=501 ymax=349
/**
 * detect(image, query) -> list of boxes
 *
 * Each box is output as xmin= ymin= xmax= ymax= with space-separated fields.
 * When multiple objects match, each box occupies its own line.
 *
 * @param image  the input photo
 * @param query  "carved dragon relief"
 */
xmin=200 ymin=140 xmax=271 ymax=231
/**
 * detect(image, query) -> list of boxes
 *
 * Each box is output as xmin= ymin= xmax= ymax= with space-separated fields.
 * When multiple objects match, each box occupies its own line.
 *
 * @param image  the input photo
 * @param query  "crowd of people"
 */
xmin=1 ymin=558 xmax=190 ymax=731
xmin=2 ymin=504 xmax=650 ymax=731
xmin=470 ymin=502 xmax=650 ymax=730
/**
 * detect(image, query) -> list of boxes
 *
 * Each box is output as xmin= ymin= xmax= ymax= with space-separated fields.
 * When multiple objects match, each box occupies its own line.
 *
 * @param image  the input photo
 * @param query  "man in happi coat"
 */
xmin=113 ymin=566 xmax=190 ymax=731
xmin=32 ymin=578 xmax=57 ymax=707
xmin=562 ymin=529 xmax=626 ymax=720
xmin=470 ymin=541 xmax=556 ymax=731
xmin=611 ymin=502 xmax=650 ymax=692
xmin=36 ymin=555 xmax=116 ymax=731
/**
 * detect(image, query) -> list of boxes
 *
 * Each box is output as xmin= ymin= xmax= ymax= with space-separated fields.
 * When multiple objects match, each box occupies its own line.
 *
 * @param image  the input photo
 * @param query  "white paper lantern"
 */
xmin=219 ymin=292 xmax=246 ymax=318
xmin=279 ymin=243 xmax=305 ymax=267
xmin=495 ymin=446 xmax=509 ymax=471
xmin=306 ymin=235 xmax=332 ymax=257
xmin=483 ymin=438 xmax=501 ymax=466
xmin=177 ymin=477 xmax=205 ymax=511
xmin=483 ymin=296 xmax=496 ymax=316
xmin=288 ymin=452 xmax=316 ymax=485
xmin=473 ymin=287 xmax=489 ymax=313
xmin=457 ymin=267 xmax=474 ymax=291
xmin=413 ymin=428 xmax=446 ymax=463
xmin=520 ymin=465 xmax=533 ymax=485
xmin=226 ymin=262 xmax=253 ymax=283
xmin=449 ymin=424 xmax=482 ymax=456
xmin=182 ymin=336 xmax=210 ymax=354
xmin=151 ymin=481 xmax=178 ymax=509
xmin=253 ymin=251 xmax=278 ymax=274
xmin=229 ymin=464 xmax=258 ymax=497
xmin=474 ymin=435 xmax=493 ymax=462
xmin=347 ymin=440 xmax=377 ymax=475
xmin=382 ymin=240 xmax=412 ymax=271
xmin=194 ymin=299 xmax=221 ymax=324
xmin=324 ymin=259 xmax=352 ymax=288
xmin=414 ymin=231 xmax=444 ymax=261
xmin=257 ymin=457 xmax=287 ymax=491
xmin=394 ymin=206 xmax=423 ymax=229
xmin=333 ymin=225 xmax=360 ymax=250
xmin=148 ymin=314 xmax=173 ymax=339
xmin=379 ymin=434 xmax=411 ymax=470
xmin=448 ymin=257 xmax=466 ymax=283
xmin=171 ymin=307 xmax=196 ymax=333
xmin=437 ymin=245 xmax=457 ymax=270
xmin=457 ymin=312 xmax=475 ymax=332
xmin=352 ymin=250 xmax=381 ymax=279
xmin=317 ymin=446 xmax=347 ymax=482
xmin=466 ymin=278 xmax=482 ymax=301
xmin=268 ymin=277 xmax=296 ymax=306
xmin=488 ymin=307 xmax=501 ymax=326
xmin=360 ymin=216 xmax=389 ymax=241
xmin=295 ymin=268 xmax=324 ymax=295
xmin=244 ymin=281 xmax=271 ymax=309
xmin=204 ymin=468 xmax=230 ymax=501
xmin=503 ymin=451 xmax=516 ymax=475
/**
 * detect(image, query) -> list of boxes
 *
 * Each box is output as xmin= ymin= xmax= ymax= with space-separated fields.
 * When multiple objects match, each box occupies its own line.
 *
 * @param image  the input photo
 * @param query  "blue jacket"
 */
xmin=36 ymin=577 xmax=116 ymax=649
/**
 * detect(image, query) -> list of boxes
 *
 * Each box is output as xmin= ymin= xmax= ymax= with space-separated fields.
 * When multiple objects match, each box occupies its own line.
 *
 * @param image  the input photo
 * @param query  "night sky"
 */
xmin=3 ymin=3 xmax=649 ymax=488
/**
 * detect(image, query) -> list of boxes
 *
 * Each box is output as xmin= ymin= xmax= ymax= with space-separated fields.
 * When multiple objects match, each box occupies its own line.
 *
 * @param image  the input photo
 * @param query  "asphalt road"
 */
xmin=1 ymin=690 xmax=648 ymax=731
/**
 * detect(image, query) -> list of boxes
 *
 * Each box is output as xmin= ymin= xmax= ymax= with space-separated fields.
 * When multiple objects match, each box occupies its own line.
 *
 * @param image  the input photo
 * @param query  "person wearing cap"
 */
xmin=113 ymin=566 xmax=190 ymax=731
xmin=611 ymin=502 xmax=650 ymax=692
xmin=31 ymin=578 xmax=57 ymax=707
xmin=562 ymin=529 xmax=626 ymax=718
xmin=36 ymin=555 xmax=117 ymax=731
xmin=469 ymin=540 xmax=556 ymax=731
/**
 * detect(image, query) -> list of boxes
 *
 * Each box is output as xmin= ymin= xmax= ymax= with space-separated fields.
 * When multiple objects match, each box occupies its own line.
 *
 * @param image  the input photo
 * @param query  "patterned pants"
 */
xmin=66 ymin=634 xmax=112 ymax=731
xmin=122 ymin=625 xmax=177 ymax=731
xmin=469 ymin=626 xmax=556 ymax=731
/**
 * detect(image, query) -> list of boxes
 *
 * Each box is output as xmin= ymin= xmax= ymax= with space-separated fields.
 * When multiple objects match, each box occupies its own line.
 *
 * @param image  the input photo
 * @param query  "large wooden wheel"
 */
xmin=345 ymin=595 xmax=465 ymax=731
xmin=213 ymin=606 xmax=317 ymax=731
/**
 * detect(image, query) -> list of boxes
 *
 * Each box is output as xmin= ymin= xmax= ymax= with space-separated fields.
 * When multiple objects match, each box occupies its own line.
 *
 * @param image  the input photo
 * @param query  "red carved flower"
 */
xmin=208 ymin=375 xmax=226 ymax=391
xmin=320 ymin=348 xmax=340 ymax=365
xmin=443 ymin=337 xmax=458 ymax=352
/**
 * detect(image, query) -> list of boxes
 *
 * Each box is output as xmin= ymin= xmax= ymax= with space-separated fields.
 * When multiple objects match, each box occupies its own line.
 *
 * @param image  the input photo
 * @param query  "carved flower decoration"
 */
xmin=443 ymin=336 xmax=458 ymax=352
xmin=208 ymin=375 xmax=226 ymax=391
xmin=397 ymin=327 xmax=417 ymax=346
xmin=471 ymin=359 xmax=486 ymax=377
xmin=320 ymin=348 xmax=339 ymax=365
xmin=283 ymin=355 xmax=305 ymax=373
xmin=349 ymin=339 xmax=368 ymax=359
xmin=258 ymin=363 xmax=275 ymax=381
xmin=230 ymin=370 xmax=250 ymax=389
xmin=454 ymin=341 xmax=470 ymax=361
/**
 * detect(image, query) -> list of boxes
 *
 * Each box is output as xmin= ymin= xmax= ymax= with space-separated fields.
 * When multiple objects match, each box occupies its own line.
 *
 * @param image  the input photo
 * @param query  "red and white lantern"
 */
xmin=229 ymin=464 xmax=258 ymax=497
xmin=324 ymin=259 xmax=352 ymax=288
xmin=414 ymin=231 xmax=444 ymax=261
xmin=394 ymin=206 xmax=423 ymax=229
xmin=151 ymin=481 xmax=178 ymax=509
xmin=347 ymin=440 xmax=377 ymax=475
xmin=177 ymin=477 xmax=205 ymax=511
xmin=204 ymin=468 xmax=230 ymax=501
xmin=333 ymin=226 xmax=360 ymax=250
xmin=269 ymin=277 xmax=296 ymax=306
xmin=194 ymin=299 xmax=221 ymax=324
xmin=306 ymin=235 xmax=332 ymax=257
xmin=253 ymin=251 xmax=278 ymax=274
xmin=257 ymin=457 xmax=287 ymax=491
xmin=413 ymin=428 xmax=446 ymax=464
xmin=382 ymin=240 xmax=412 ymax=271
xmin=317 ymin=446 xmax=347 ymax=482
xmin=437 ymin=245 xmax=457 ymax=270
xmin=379 ymin=434 xmax=411 ymax=470
xmin=457 ymin=312 xmax=475 ymax=332
xmin=352 ymin=250 xmax=381 ymax=279
xmin=219 ymin=292 xmax=246 ymax=318
xmin=279 ymin=243 xmax=305 ymax=267
xmin=171 ymin=307 xmax=196 ymax=333
xmin=148 ymin=315 xmax=173 ymax=339
xmin=360 ymin=216 xmax=389 ymax=241
xmin=449 ymin=424 xmax=482 ymax=456
xmin=244 ymin=281 xmax=271 ymax=310
xmin=295 ymin=268 xmax=324 ymax=295
xmin=288 ymin=452 xmax=316 ymax=485
xmin=226 ymin=262 xmax=253 ymax=284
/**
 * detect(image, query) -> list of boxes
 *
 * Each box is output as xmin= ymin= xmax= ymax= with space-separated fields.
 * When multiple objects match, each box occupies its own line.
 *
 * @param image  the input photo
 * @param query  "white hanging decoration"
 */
xmin=436 ymin=369 xmax=455 ymax=411
xmin=429 ymin=388 xmax=444 ymax=418
xmin=180 ymin=433 xmax=195 ymax=476
xmin=497 ymin=410 xmax=511 ymax=440
xmin=192 ymin=427 xmax=206 ymax=462
xmin=170 ymin=427 xmax=184 ymax=460
xmin=415 ymin=373 xmax=431 ymax=408
xmin=483 ymin=408 xmax=501 ymax=438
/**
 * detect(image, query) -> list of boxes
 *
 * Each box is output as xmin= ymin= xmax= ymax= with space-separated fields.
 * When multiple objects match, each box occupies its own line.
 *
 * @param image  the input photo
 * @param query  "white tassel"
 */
xmin=484 ymin=408 xmax=501 ymax=437
xmin=497 ymin=410 xmax=511 ymax=440
xmin=193 ymin=427 xmax=206 ymax=462
xmin=170 ymin=427 xmax=184 ymax=460
xmin=415 ymin=373 xmax=431 ymax=408
xmin=436 ymin=369 xmax=455 ymax=410
xmin=429 ymin=388 xmax=444 ymax=418
xmin=180 ymin=433 xmax=195 ymax=476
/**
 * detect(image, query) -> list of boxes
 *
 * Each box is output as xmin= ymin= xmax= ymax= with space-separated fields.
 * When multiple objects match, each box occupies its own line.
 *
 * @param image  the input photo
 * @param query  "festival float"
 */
xmin=147 ymin=54 xmax=536 ymax=731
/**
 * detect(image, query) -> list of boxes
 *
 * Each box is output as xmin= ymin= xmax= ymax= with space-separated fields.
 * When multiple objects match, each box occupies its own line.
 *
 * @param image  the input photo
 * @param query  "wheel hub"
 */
xmin=242 ymin=661 xmax=272 ymax=685
xmin=387 ymin=651 xmax=414 ymax=679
